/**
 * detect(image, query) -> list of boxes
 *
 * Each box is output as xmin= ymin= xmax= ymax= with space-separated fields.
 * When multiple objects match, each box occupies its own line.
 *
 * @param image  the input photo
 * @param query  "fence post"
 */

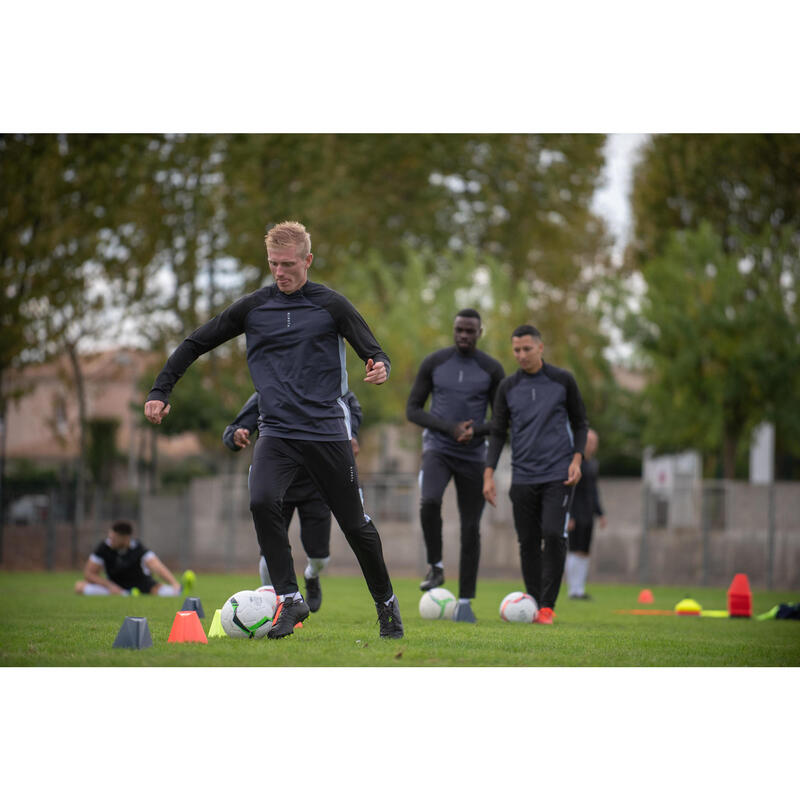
xmin=766 ymin=482 xmax=776 ymax=590
xmin=700 ymin=482 xmax=710 ymax=586
xmin=638 ymin=483 xmax=649 ymax=584
xmin=45 ymin=487 xmax=56 ymax=571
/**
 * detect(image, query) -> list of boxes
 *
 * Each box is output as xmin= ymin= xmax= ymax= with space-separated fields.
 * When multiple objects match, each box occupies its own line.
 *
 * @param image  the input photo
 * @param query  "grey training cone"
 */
xmin=180 ymin=596 xmax=205 ymax=618
xmin=112 ymin=616 xmax=153 ymax=649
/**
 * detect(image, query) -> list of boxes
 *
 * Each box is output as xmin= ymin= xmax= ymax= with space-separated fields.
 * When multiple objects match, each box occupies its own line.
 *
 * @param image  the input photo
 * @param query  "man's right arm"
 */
xmin=406 ymin=354 xmax=460 ymax=437
xmin=145 ymin=292 xmax=261 ymax=422
xmin=222 ymin=392 xmax=260 ymax=451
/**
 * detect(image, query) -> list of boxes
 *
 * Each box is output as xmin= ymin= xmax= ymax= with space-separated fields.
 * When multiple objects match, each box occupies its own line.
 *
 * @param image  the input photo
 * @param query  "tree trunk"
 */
xmin=722 ymin=427 xmax=739 ymax=480
xmin=65 ymin=341 xmax=87 ymax=567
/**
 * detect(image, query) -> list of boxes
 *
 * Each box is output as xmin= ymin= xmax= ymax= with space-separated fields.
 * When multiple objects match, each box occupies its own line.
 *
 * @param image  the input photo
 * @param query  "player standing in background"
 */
xmin=565 ymin=428 xmax=606 ymax=600
xmin=223 ymin=389 xmax=363 ymax=612
xmin=406 ymin=309 xmax=505 ymax=622
xmin=483 ymin=325 xmax=588 ymax=625
xmin=144 ymin=221 xmax=403 ymax=639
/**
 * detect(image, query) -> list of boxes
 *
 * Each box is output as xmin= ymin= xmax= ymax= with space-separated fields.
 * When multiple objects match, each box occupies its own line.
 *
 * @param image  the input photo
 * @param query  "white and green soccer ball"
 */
xmin=499 ymin=591 xmax=538 ymax=623
xmin=419 ymin=587 xmax=457 ymax=620
xmin=221 ymin=590 xmax=276 ymax=639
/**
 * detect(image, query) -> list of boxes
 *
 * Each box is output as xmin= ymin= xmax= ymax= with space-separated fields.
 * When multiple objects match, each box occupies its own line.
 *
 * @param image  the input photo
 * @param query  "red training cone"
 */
xmin=638 ymin=589 xmax=654 ymax=604
xmin=168 ymin=610 xmax=208 ymax=643
xmin=727 ymin=573 xmax=752 ymax=618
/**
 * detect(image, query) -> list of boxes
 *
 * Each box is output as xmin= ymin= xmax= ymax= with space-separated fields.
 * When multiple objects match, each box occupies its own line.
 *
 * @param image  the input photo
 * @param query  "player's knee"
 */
xmin=420 ymin=499 xmax=441 ymax=520
xmin=74 ymin=580 xmax=86 ymax=594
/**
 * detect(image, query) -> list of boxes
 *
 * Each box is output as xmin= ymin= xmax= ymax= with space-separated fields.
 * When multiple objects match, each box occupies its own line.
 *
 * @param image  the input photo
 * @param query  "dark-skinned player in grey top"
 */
xmin=223 ymin=390 xmax=363 ymax=612
xmin=406 ymin=309 xmax=505 ymax=622
xmin=483 ymin=325 xmax=588 ymax=625
xmin=144 ymin=221 xmax=403 ymax=639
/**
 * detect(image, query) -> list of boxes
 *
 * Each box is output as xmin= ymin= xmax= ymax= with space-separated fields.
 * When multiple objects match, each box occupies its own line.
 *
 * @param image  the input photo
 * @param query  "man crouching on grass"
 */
xmin=74 ymin=519 xmax=195 ymax=597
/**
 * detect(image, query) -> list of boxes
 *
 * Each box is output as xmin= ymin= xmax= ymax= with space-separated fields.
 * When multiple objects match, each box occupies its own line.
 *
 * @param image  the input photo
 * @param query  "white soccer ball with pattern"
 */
xmin=254 ymin=584 xmax=277 ymax=607
xmin=499 ymin=591 xmax=538 ymax=623
xmin=419 ymin=587 xmax=457 ymax=620
xmin=221 ymin=590 xmax=275 ymax=639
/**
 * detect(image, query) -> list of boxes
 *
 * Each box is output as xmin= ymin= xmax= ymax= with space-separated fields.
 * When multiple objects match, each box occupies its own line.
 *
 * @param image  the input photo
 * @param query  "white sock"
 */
xmin=576 ymin=555 xmax=590 ymax=596
xmin=384 ymin=594 xmax=396 ymax=606
xmin=434 ymin=561 xmax=444 ymax=569
xmin=565 ymin=552 xmax=579 ymax=596
xmin=83 ymin=584 xmax=111 ymax=596
xmin=305 ymin=557 xmax=330 ymax=579
xmin=258 ymin=556 xmax=271 ymax=586
xmin=278 ymin=592 xmax=302 ymax=603
xmin=157 ymin=585 xmax=181 ymax=597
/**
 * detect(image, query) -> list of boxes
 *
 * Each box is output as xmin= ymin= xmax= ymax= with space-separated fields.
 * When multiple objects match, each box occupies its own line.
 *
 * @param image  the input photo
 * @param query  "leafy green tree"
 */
xmin=623 ymin=223 xmax=800 ymax=477
xmin=629 ymin=134 xmax=800 ymax=264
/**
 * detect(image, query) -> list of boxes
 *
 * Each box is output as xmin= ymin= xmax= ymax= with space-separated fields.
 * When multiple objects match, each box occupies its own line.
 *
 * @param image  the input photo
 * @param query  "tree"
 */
xmin=623 ymin=223 xmax=800 ymax=477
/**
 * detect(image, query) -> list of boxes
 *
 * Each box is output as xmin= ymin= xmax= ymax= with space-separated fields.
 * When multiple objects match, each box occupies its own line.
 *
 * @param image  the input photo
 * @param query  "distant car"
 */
xmin=10 ymin=494 xmax=49 ymax=525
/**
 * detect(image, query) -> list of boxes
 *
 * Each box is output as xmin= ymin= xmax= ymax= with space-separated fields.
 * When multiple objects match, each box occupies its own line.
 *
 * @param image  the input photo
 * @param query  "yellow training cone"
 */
xmin=207 ymin=608 xmax=226 ymax=638
xmin=675 ymin=598 xmax=702 ymax=616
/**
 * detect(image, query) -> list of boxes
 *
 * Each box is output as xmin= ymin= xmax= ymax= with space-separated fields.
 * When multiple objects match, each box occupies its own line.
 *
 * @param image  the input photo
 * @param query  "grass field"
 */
xmin=1 ymin=570 xmax=798 ymax=667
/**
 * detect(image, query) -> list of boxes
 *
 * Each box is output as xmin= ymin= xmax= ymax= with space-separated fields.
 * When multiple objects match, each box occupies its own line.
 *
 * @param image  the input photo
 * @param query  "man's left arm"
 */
xmin=564 ymin=372 xmax=589 ymax=486
xmin=143 ymin=552 xmax=180 ymax=590
xmin=472 ymin=360 xmax=506 ymax=438
xmin=327 ymin=293 xmax=391 ymax=384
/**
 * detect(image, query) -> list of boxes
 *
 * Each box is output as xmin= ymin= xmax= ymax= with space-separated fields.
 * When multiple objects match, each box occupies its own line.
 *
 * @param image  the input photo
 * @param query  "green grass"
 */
xmin=1 ymin=571 xmax=798 ymax=666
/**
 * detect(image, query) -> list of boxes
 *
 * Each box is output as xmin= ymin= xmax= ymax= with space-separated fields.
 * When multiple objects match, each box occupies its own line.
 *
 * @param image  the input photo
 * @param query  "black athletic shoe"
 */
xmin=376 ymin=596 xmax=404 ymax=639
xmin=305 ymin=576 xmax=322 ymax=612
xmin=453 ymin=601 xmax=477 ymax=623
xmin=419 ymin=565 xmax=444 ymax=591
xmin=267 ymin=596 xmax=310 ymax=639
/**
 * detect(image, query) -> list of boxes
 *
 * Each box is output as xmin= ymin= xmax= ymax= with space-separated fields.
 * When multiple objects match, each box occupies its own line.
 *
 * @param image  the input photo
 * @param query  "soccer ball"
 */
xmin=419 ymin=587 xmax=457 ymax=620
xmin=221 ymin=590 xmax=276 ymax=639
xmin=254 ymin=584 xmax=277 ymax=607
xmin=499 ymin=591 xmax=538 ymax=623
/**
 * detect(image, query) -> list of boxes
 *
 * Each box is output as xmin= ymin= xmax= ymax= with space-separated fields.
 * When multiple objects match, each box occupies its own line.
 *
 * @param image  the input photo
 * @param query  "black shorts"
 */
xmin=569 ymin=520 xmax=594 ymax=553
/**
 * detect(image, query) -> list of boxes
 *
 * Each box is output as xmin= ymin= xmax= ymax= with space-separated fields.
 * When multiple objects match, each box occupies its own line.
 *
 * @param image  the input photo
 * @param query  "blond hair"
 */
xmin=265 ymin=221 xmax=311 ymax=258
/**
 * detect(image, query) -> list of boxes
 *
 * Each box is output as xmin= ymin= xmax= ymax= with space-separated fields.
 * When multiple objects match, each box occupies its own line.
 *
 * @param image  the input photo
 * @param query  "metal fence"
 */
xmin=2 ymin=473 xmax=799 ymax=591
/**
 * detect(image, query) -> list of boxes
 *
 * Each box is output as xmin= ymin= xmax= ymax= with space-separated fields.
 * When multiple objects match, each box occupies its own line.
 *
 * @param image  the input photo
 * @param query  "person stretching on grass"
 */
xmin=144 ymin=220 xmax=403 ymax=639
xmin=74 ymin=519 xmax=195 ymax=596
xmin=482 ymin=325 xmax=588 ymax=625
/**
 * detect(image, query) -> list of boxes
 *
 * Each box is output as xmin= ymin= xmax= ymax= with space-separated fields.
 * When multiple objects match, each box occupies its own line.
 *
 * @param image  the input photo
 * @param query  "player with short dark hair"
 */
xmin=223 ymin=389 xmax=363 ymax=612
xmin=483 ymin=325 xmax=588 ymax=624
xmin=144 ymin=220 xmax=403 ymax=639
xmin=74 ymin=519 xmax=194 ymax=596
xmin=407 ymin=308 xmax=505 ymax=622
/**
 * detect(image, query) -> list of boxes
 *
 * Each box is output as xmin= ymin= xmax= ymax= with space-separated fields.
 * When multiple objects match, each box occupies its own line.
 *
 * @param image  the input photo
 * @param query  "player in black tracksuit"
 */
xmin=483 ymin=325 xmax=588 ymax=624
xmin=222 ymin=389 xmax=363 ymax=612
xmin=144 ymin=221 xmax=402 ymax=639
xmin=406 ymin=309 xmax=505 ymax=622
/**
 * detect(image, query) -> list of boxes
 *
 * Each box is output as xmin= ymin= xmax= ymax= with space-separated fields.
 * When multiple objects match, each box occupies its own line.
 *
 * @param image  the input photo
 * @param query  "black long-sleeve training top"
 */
xmin=406 ymin=346 xmax=505 ymax=462
xmin=486 ymin=361 xmax=589 ymax=484
xmin=147 ymin=281 xmax=389 ymax=442
xmin=223 ymin=390 xmax=363 ymax=451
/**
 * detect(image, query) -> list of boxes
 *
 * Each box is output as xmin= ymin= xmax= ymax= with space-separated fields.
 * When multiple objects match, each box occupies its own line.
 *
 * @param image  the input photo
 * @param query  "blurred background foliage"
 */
xmin=2 ymin=133 xmax=799 ymax=479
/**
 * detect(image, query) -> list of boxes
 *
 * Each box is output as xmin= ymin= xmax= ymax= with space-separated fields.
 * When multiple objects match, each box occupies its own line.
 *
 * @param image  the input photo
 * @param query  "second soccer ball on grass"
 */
xmin=499 ymin=591 xmax=538 ymax=623
xmin=419 ymin=587 xmax=457 ymax=620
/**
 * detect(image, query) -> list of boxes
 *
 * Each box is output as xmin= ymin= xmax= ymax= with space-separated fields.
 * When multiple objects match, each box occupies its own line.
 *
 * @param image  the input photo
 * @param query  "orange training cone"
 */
xmin=168 ymin=610 xmax=208 ymax=643
xmin=638 ymin=589 xmax=654 ymax=604
xmin=727 ymin=573 xmax=752 ymax=618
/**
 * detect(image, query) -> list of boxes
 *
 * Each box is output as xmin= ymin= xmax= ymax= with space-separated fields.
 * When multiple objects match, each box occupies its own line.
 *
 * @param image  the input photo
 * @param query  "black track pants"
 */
xmin=509 ymin=481 xmax=573 ymax=610
xmin=419 ymin=449 xmax=485 ymax=599
xmin=249 ymin=436 xmax=393 ymax=602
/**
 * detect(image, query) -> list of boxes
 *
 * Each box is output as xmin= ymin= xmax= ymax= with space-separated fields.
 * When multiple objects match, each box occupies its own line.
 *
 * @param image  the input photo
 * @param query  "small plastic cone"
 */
xmin=168 ymin=610 xmax=208 ymax=643
xmin=638 ymin=589 xmax=654 ymax=604
xmin=675 ymin=597 xmax=702 ymax=616
xmin=727 ymin=573 xmax=752 ymax=618
xmin=207 ymin=609 xmax=225 ymax=638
